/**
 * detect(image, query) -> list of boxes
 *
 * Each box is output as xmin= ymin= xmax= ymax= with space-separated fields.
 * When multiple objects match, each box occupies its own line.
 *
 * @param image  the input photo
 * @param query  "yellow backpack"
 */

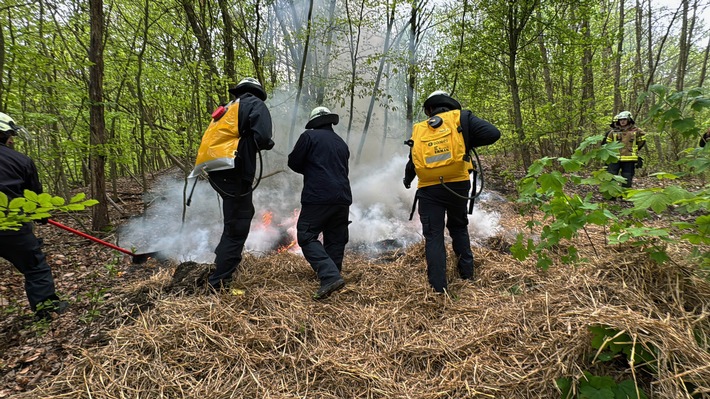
xmin=410 ymin=109 xmax=472 ymax=188
xmin=189 ymin=99 xmax=241 ymax=178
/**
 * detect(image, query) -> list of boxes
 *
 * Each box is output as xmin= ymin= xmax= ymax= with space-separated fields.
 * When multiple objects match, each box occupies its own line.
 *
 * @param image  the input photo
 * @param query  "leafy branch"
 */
xmin=0 ymin=190 xmax=99 ymax=231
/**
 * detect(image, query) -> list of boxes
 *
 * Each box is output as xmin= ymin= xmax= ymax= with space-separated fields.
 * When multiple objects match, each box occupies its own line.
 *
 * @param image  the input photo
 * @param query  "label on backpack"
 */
xmin=410 ymin=109 xmax=472 ymax=188
xmin=189 ymin=99 xmax=241 ymax=178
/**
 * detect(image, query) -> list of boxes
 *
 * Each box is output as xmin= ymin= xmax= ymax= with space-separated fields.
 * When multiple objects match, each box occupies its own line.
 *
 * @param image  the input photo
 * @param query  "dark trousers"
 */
xmin=607 ymin=161 xmax=635 ymax=188
xmin=0 ymin=231 xmax=58 ymax=310
xmin=296 ymin=204 xmax=349 ymax=286
xmin=209 ymin=178 xmax=255 ymax=288
xmin=417 ymin=183 xmax=474 ymax=292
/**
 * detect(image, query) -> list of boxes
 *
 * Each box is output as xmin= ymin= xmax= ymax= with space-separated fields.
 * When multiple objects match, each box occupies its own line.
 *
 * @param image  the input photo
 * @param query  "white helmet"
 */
xmin=0 ymin=112 xmax=31 ymax=141
xmin=305 ymin=106 xmax=339 ymax=129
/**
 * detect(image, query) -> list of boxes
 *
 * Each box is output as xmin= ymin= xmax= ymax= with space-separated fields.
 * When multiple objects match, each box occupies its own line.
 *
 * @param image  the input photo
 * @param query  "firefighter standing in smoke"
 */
xmin=288 ymin=107 xmax=351 ymax=300
xmin=207 ymin=78 xmax=275 ymax=291
xmin=403 ymin=91 xmax=500 ymax=293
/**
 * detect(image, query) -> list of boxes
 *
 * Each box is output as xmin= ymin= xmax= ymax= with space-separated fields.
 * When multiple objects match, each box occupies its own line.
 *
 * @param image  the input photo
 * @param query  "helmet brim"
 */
xmin=305 ymin=114 xmax=339 ymax=129
xmin=228 ymin=83 xmax=267 ymax=101
xmin=423 ymin=94 xmax=461 ymax=112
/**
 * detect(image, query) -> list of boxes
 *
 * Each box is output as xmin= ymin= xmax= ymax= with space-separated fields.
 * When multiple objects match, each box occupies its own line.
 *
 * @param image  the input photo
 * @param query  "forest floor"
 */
xmin=0 ymin=164 xmax=710 ymax=398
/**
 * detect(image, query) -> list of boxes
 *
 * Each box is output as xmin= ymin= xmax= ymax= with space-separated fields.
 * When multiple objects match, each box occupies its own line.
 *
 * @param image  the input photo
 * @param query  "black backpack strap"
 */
xmin=409 ymin=193 xmax=419 ymax=221
xmin=459 ymin=110 xmax=473 ymax=161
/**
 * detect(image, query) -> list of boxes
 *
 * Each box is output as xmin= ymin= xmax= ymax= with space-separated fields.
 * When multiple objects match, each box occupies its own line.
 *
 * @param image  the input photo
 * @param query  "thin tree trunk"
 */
xmin=316 ymin=0 xmax=338 ymax=104
xmin=699 ymin=34 xmax=710 ymax=86
xmin=345 ymin=0 xmax=365 ymax=144
xmin=217 ymin=0 xmax=236 ymax=84
xmin=288 ymin=0 xmax=314 ymax=148
xmin=450 ymin=0 xmax=468 ymax=97
xmin=356 ymin=0 xmax=396 ymax=164
xmin=613 ymin=0 xmax=625 ymax=113
xmin=538 ymin=9 xmax=554 ymax=104
xmin=89 ymin=0 xmax=110 ymax=230
xmin=676 ymin=0 xmax=689 ymax=91
xmin=580 ymin=11 xmax=595 ymax=146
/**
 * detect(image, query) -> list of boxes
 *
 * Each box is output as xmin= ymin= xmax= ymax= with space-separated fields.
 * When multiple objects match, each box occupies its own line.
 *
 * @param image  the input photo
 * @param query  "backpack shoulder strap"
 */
xmin=459 ymin=110 xmax=473 ymax=160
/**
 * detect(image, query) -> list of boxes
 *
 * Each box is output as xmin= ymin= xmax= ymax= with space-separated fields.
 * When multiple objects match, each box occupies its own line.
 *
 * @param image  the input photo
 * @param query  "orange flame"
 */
xmin=261 ymin=211 xmax=273 ymax=228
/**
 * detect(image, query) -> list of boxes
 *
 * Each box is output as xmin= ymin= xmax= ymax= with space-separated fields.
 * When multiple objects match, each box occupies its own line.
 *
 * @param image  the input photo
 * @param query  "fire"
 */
xmin=276 ymin=208 xmax=300 ymax=253
xmin=261 ymin=211 xmax=273 ymax=227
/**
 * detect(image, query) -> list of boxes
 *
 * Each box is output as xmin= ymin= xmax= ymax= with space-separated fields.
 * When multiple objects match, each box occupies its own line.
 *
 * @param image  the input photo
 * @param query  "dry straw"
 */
xmin=19 ymin=235 xmax=710 ymax=399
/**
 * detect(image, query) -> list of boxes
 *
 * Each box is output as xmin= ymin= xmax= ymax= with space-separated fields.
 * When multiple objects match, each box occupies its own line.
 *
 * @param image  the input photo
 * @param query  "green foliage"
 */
xmin=556 ymin=373 xmax=648 ymax=399
xmin=0 ymin=190 xmax=98 ymax=231
xmin=589 ymin=325 xmax=657 ymax=370
xmin=514 ymin=86 xmax=710 ymax=271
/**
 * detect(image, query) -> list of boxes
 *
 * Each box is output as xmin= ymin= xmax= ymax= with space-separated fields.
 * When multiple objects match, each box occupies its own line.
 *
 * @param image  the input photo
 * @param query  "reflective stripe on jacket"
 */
xmin=607 ymin=126 xmax=645 ymax=162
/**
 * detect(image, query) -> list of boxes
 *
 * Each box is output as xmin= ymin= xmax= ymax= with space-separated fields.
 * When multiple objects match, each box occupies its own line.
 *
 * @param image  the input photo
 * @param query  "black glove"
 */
xmin=403 ymin=178 xmax=411 ymax=189
xmin=38 ymin=217 xmax=49 ymax=225
xmin=636 ymin=157 xmax=643 ymax=169
xmin=261 ymin=139 xmax=275 ymax=151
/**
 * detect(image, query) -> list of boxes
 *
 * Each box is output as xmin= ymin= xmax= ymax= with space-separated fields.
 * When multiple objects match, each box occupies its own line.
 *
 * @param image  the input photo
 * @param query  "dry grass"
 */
xmin=16 ymin=235 xmax=710 ymax=399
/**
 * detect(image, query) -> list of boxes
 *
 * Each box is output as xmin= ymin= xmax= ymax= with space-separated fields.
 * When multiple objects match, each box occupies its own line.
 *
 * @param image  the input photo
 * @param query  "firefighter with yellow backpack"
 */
xmin=601 ymin=110 xmax=646 ymax=189
xmin=403 ymin=91 xmax=500 ymax=293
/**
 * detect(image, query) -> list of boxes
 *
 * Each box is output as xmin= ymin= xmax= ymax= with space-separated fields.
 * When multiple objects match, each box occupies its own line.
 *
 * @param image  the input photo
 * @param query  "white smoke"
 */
xmin=118 ymin=151 xmax=502 ymax=263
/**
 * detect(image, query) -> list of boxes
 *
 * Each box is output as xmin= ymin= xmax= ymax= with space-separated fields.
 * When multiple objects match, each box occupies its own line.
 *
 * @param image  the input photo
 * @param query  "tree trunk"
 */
xmin=182 ymin=0 xmax=224 ymax=108
xmin=699 ymin=34 xmax=710 ymax=87
xmin=580 ymin=11 xmax=595 ymax=147
xmin=89 ymin=0 xmax=110 ymax=231
xmin=345 ymin=0 xmax=365 ymax=144
xmin=538 ymin=9 xmax=554 ymax=104
xmin=355 ymin=1 xmax=397 ymax=164
xmin=316 ymin=0 xmax=338 ymax=104
xmin=288 ymin=0 xmax=314 ymax=148
xmin=217 ymin=0 xmax=236 ymax=84
xmin=613 ymin=0 xmax=624 ymax=113
xmin=676 ymin=0 xmax=689 ymax=91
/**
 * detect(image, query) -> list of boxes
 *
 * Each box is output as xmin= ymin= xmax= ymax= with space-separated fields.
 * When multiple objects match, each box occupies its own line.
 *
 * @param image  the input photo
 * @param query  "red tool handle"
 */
xmin=47 ymin=219 xmax=135 ymax=256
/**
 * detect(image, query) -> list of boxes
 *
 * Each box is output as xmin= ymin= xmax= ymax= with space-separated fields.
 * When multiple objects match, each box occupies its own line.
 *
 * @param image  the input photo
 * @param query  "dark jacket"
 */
xmin=288 ymin=126 xmax=352 ymax=205
xmin=404 ymin=106 xmax=501 ymax=185
xmin=208 ymin=93 xmax=274 ymax=183
xmin=0 ymin=143 xmax=43 ymax=235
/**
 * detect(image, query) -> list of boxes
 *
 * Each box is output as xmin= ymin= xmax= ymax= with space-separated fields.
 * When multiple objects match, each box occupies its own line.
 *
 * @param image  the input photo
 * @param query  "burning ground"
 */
xmin=1 ymin=166 xmax=709 ymax=398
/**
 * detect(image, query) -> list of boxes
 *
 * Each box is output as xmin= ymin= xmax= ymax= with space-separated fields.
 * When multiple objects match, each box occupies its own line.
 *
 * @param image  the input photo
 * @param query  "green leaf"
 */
xmin=24 ymin=190 xmax=39 ymax=202
xmin=70 ymin=193 xmax=87 ymax=203
xmin=613 ymin=380 xmax=648 ymax=399
xmin=649 ymin=172 xmax=679 ymax=180
xmin=649 ymin=84 xmax=668 ymax=97
xmin=691 ymin=97 xmax=710 ymax=112
xmin=51 ymin=196 xmax=66 ymax=206
xmin=82 ymin=199 xmax=99 ymax=206
xmin=0 ymin=192 xmax=7 ymax=208
xmin=560 ymin=157 xmax=582 ymax=172
xmin=628 ymin=190 xmax=670 ymax=213
xmin=22 ymin=202 xmax=38 ymax=213
xmin=9 ymin=197 xmax=25 ymax=210
xmin=671 ymin=118 xmax=695 ymax=133
xmin=556 ymin=378 xmax=573 ymax=399
xmin=37 ymin=193 xmax=53 ymax=206
xmin=578 ymin=385 xmax=614 ymax=399
xmin=539 ymin=171 xmax=566 ymax=194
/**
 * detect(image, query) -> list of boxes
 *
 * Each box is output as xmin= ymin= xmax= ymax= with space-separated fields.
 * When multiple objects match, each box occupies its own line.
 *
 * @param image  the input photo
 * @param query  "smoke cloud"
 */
xmin=118 ymin=150 xmax=502 ymax=263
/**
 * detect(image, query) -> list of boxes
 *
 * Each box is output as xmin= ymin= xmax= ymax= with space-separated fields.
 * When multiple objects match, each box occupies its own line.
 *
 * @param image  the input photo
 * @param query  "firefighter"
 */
xmin=0 ymin=112 xmax=68 ymax=320
xmin=288 ymin=107 xmax=351 ymax=300
xmin=403 ymin=91 xmax=500 ymax=293
xmin=602 ymin=111 xmax=646 ymax=188
xmin=207 ymin=78 xmax=275 ymax=291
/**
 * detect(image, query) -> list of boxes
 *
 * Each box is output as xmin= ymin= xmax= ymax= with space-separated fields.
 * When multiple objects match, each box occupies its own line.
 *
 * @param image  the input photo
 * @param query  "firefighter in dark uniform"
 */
xmin=403 ymin=91 xmax=501 ymax=293
xmin=207 ymin=78 xmax=275 ymax=291
xmin=288 ymin=107 xmax=351 ymax=300
xmin=0 ymin=112 xmax=67 ymax=319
